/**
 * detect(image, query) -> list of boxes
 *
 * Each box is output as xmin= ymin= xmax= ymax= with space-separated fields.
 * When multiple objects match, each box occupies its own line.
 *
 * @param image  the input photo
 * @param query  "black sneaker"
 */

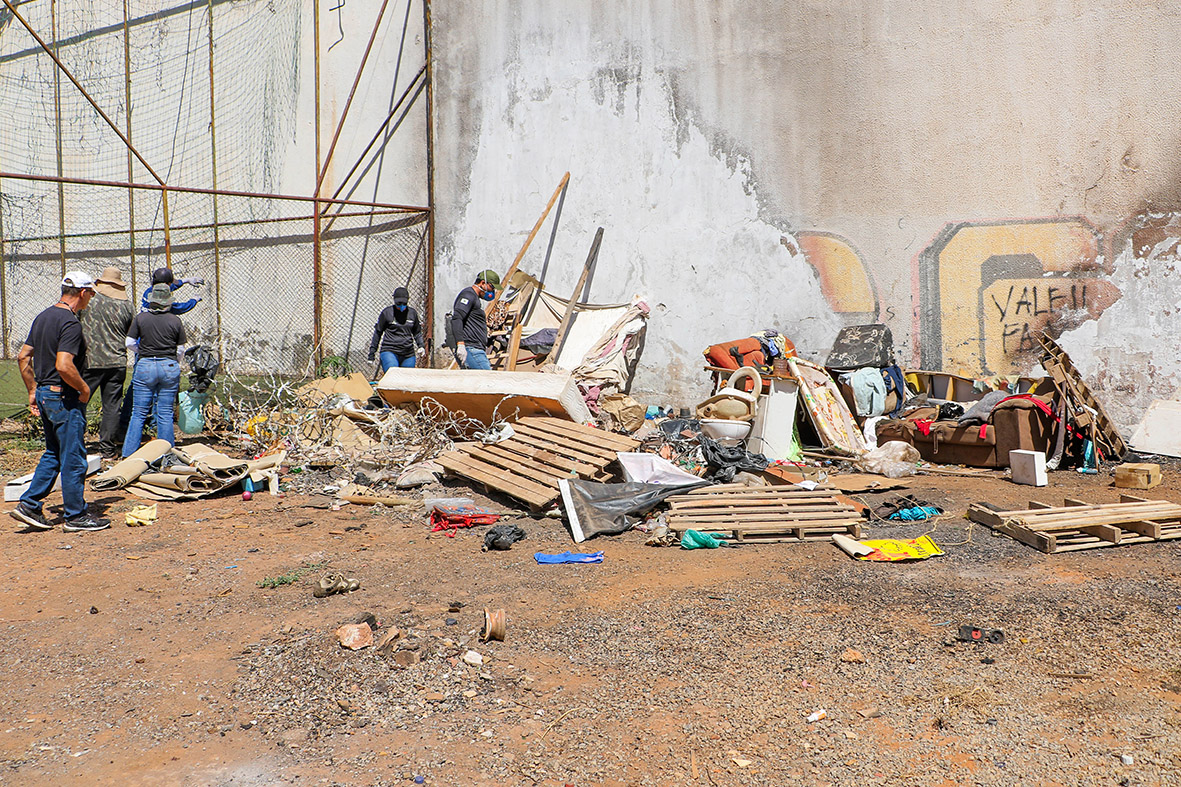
xmin=62 ymin=513 xmax=111 ymax=533
xmin=10 ymin=503 xmax=53 ymax=531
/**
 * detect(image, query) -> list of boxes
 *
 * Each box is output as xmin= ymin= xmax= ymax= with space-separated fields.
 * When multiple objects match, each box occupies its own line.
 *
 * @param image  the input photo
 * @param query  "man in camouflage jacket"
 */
xmin=80 ymin=267 xmax=135 ymax=458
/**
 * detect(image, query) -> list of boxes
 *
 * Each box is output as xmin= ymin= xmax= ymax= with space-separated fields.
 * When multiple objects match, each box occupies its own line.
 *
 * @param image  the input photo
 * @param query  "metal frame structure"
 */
xmin=0 ymin=0 xmax=434 ymax=363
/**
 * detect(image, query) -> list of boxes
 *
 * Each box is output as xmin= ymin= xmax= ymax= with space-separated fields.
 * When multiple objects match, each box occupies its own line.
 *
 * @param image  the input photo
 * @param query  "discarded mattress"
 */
xmin=375 ymin=367 xmax=592 ymax=424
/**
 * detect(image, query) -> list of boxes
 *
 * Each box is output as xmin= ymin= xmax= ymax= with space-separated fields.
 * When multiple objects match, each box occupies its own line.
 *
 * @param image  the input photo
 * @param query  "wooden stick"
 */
xmin=488 ymin=172 xmax=571 ymax=312
xmin=548 ymin=226 xmax=603 ymax=365
xmin=340 ymin=494 xmax=416 ymax=507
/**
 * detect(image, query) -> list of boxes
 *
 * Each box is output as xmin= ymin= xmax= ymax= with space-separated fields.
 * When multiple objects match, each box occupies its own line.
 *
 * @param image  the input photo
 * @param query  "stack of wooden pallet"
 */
xmin=437 ymin=416 xmax=638 ymax=510
xmin=967 ymin=494 xmax=1181 ymax=553
xmin=664 ymin=483 xmax=864 ymax=544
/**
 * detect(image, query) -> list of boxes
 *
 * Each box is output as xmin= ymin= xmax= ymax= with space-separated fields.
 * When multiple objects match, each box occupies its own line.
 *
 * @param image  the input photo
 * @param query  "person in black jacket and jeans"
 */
xmin=368 ymin=287 xmax=425 ymax=372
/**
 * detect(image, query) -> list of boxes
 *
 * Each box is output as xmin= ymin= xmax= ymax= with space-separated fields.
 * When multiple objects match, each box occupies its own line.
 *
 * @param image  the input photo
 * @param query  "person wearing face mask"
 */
xmin=367 ymin=286 xmax=426 ymax=373
xmin=450 ymin=269 xmax=500 ymax=370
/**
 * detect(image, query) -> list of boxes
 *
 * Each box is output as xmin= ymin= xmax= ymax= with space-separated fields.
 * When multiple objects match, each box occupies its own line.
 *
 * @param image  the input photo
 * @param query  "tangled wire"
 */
xmin=207 ymin=347 xmax=513 ymax=477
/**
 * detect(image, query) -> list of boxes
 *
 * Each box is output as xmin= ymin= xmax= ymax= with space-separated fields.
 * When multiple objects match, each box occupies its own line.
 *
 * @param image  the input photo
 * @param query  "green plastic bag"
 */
xmin=680 ymin=529 xmax=727 ymax=549
xmin=178 ymin=390 xmax=209 ymax=435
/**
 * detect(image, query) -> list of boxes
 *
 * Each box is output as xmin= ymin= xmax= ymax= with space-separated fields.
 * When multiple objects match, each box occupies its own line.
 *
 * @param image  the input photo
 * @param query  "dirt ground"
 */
xmin=0 ymin=441 xmax=1179 ymax=787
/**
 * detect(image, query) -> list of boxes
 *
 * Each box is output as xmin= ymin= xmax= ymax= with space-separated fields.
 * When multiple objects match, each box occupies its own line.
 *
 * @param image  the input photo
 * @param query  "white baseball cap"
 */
xmin=61 ymin=271 xmax=97 ymax=291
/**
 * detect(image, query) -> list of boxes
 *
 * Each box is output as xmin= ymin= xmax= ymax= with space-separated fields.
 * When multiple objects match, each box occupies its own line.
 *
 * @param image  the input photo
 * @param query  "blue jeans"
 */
xmin=379 ymin=351 xmax=416 ymax=372
xmin=122 ymin=357 xmax=181 ymax=456
xmin=22 ymin=387 xmax=89 ymax=520
xmin=460 ymin=346 xmax=491 ymax=370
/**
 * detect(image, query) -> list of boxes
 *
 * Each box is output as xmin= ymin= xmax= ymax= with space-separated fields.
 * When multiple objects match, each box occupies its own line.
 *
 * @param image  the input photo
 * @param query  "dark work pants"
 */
xmin=82 ymin=366 xmax=126 ymax=456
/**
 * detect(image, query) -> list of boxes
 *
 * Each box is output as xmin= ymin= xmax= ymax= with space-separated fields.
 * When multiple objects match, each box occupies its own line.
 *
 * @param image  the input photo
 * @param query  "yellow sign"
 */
xmin=855 ymin=535 xmax=944 ymax=562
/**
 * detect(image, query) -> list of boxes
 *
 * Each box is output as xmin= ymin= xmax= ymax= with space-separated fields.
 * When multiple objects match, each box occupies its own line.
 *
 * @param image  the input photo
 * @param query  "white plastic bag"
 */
xmin=856 ymin=440 xmax=921 ymax=478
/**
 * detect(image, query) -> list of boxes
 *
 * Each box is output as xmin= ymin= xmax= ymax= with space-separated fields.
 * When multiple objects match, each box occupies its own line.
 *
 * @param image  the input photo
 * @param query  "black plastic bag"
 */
xmin=184 ymin=345 xmax=220 ymax=393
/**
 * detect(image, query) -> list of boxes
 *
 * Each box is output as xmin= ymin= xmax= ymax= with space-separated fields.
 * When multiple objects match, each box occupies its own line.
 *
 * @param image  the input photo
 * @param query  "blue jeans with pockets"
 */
xmin=122 ymin=357 xmax=181 ymax=456
xmin=22 ymin=386 xmax=89 ymax=520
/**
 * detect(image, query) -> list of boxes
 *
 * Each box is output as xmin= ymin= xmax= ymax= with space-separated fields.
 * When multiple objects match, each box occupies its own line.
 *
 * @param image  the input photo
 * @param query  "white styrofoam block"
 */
xmin=5 ymin=454 xmax=103 ymax=501
xmin=1009 ymin=449 xmax=1047 ymax=487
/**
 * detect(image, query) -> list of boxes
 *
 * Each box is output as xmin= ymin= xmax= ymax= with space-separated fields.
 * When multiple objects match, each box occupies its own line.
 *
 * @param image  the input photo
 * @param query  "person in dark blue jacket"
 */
xmin=368 ymin=287 xmax=425 ymax=372
xmin=139 ymin=268 xmax=203 ymax=315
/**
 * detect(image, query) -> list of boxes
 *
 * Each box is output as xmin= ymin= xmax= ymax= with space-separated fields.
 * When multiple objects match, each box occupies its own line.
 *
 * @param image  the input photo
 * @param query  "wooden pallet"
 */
xmin=437 ymin=416 xmax=639 ymax=509
xmin=1037 ymin=334 xmax=1127 ymax=460
xmin=967 ymin=494 xmax=1181 ymax=553
xmin=665 ymin=483 xmax=864 ymax=543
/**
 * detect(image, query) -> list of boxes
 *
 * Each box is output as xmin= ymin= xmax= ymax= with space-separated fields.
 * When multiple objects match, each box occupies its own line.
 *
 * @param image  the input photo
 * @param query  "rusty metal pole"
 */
xmin=312 ymin=0 xmax=323 ymax=364
xmin=51 ymin=0 xmax=66 ymax=273
xmin=423 ymin=0 xmax=436 ymax=351
xmin=122 ymin=0 xmax=137 ymax=302
xmin=0 ymin=171 xmax=428 ymax=212
xmin=206 ymin=0 xmax=223 ymax=361
xmin=0 ymin=174 xmax=8 ymax=358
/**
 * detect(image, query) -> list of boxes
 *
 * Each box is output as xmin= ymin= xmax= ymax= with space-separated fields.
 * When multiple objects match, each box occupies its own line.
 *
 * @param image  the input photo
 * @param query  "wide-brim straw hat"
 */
xmin=94 ymin=266 xmax=128 ymax=300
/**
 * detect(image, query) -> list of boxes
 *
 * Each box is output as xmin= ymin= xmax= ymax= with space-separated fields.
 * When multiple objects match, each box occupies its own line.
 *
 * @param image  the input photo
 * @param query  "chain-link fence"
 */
xmin=0 ymin=179 xmax=431 ymax=416
xmin=0 ymin=0 xmax=431 ymax=415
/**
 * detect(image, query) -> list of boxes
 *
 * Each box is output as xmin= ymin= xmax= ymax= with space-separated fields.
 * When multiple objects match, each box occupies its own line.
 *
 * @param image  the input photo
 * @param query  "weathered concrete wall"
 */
xmin=430 ymin=1 xmax=1181 ymax=432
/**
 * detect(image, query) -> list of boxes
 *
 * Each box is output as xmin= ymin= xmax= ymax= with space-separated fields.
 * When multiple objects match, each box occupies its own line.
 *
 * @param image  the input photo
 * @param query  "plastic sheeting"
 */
xmin=559 ymin=478 xmax=709 ymax=543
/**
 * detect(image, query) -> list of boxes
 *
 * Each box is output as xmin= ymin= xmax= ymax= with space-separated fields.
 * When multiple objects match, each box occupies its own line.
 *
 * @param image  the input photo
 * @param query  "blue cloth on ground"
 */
xmin=887 ymin=506 xmax=942 ymax=522
xmin=534 ymin=551 xmax=605 ymax=564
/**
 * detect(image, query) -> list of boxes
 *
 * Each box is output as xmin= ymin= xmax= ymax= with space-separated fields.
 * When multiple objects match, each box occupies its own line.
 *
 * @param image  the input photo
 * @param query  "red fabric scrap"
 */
xmin=429 ymin=504 xmax=501 ymax=536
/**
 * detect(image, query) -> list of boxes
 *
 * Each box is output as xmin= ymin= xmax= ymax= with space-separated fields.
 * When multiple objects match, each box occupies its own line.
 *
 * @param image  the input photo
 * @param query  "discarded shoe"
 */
xmin=313 ymin=572 xmax=361 ymax=598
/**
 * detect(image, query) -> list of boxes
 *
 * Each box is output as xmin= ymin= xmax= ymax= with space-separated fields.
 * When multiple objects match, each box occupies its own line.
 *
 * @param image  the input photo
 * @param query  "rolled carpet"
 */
xmin=89 ymin=439 xmax=172 ymax=491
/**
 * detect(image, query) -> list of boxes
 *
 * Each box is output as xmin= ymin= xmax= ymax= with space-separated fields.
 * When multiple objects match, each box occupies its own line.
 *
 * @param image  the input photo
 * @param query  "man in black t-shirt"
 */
xmin=10 ymin=272 xmax=111 ymax=533
xmin=450 ymin=269 xmax=500 ymax=370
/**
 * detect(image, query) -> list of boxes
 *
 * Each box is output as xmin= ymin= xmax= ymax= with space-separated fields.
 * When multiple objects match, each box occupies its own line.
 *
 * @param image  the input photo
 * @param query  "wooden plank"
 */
xmin=511 ymin=423 xmax=619 ymax=462
xmin=1119 ymin=494 xmax=1150 ymax=503
xmin=1121 ymin=520 xmax=1162 ymax=539
xmin=522 ymin=416 xmax=640 ymax=451
xmin=670 ymin=505 xmax=854 ymax=518
xmin=686 ymin=523 xmax=863 ymax=543
xmin=438 ymin=451 xmax=556 ymax=503
xmin=506 ymin=319 xmax=525 ymax=372
xmin=457 ymin=446 xmax=572 ymax=487
xmin=1016 ymin=504 xmax=1181 ymax=523
xmin=679 ymin=482 xmax=837 ymax=495
xmin=519 ymin=416 xmax=639 ymax=452
xmin=669 ymin=490 xmax=848 ymax=501
xmin=472 ymin=441 xmax=601 ymax=478
xmin=966 ymin=504 xmax=1007 ymax=528
xmin=548 ymin=227 xmax=603 ymax=364
xmin=437 ymin=452 xmax=555 ymax=508
xmin=669 ymin=497 xmax=850 ymax=509
xmin=1028 ymin=501 xmax=1054 ymax=509
xmin=1015 ymin=508 xmax=1181 ymax=529
xmin=668 ymin=512 xmax=864 ymax=526
xmin=1076 ymin=524 xmax=1122 ymax=544
xmin=997 ymin=501 xmax=1181 ymax=523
